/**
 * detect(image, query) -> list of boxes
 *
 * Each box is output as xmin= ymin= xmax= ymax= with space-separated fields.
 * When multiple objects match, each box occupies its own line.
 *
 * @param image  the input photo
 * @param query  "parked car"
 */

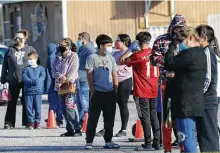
xmin=0 ymin=44 xmax=9 ymax=105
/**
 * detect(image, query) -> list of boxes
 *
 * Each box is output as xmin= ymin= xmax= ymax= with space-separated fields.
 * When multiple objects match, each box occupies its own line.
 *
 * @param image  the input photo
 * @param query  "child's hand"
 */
xmin=56 ymin=83 xmax=61 ymax=89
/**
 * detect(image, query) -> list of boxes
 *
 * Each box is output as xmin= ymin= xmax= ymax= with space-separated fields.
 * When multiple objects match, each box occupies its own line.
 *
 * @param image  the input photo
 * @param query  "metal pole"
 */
xmin=145 ymin=0 xmax=151 ymax=28
xmin=62 ymin=0 xmax=68 ymax=37
xmin=170 ymin=0 xmax=175 ymax=20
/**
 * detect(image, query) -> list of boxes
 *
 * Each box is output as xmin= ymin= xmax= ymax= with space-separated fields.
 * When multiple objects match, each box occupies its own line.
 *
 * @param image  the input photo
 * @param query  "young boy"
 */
xmin=124 ymin=32 xmax=160 ymax=151
xmin=85 ymin=34 xmax=119 ymax=150
xmin=22 ymin=51 xmax=46 ymax=129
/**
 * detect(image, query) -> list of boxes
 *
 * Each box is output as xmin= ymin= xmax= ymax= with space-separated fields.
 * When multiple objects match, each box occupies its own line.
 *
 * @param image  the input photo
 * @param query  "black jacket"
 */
xmin=165 ymin=46 xmax=207 ymax=119
xmin=1 ymin=45 xmax=36 ymax=85
xmin=203 ymin=46 xmax=218 ymax=108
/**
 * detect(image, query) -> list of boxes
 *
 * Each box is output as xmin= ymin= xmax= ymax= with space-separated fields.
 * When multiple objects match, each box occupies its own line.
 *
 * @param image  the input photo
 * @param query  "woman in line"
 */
xmin=164 ymin=27 xmax=207 ymax=152
xmin=52 ymin=38 xmax=82 ymax=137
xmin=1 ymin=30 xmax=37 ymax=129
xmin=195 ymin=25 xmax=219 ymax=152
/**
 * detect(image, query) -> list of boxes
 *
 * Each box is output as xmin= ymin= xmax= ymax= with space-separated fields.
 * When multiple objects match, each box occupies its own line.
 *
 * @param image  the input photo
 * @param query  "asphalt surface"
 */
xmin=0 ymin=95 xmax=186 ymax=153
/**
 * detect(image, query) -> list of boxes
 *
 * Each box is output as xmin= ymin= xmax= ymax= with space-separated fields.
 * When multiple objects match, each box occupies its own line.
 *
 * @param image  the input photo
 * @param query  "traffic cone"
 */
xmin=47 ymin=110 xmax=56 ymax=129
xmin=82 ymin=113 xmax=88 ymax=133
xmin=128 ymin=119 xmax=144 ymax=142
xmin=135 ymin=119 xmax=144 ymax=138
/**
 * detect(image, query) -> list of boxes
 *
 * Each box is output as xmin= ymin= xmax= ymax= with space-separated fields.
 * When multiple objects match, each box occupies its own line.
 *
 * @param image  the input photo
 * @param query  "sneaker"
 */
xmin=135 ymin=144 xmax=155 ymax=151
xmin=85 ymin=143 xmax=93 ymax=150
xmin=96 ymin=129 xmax=105 ymax=137
xmin=152 ymin=143 xmax=163 ymax=150
xmin=45 ymin=119 xmax=48 ymax=122
xmin=60 ymin=132 xmax=74 ymax=137
xmin=115 ymin=130 xmax=127 ymax=137
xmin=164 ymin=151 xmax=171 ymax=153
xmin=103 ymin=142 xmax=120 ymax=149
xmin=4 ymin=124 xmax=11 ymax=129
xmin=28 ymin=123 xmax=34 ymax=130
xmin=172 ymin=140 xmax=178 ymax=147
xmin=73 ymin=130 xmax=82 ymax=137
xmin=35 ymin=123 xmax=41 ymax=129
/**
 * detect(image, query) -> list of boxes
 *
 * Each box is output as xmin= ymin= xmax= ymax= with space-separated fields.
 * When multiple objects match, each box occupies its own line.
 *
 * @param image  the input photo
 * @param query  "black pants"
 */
xmin=5 ymin=82 xmax=27 ymax=127
xmin=117 ymin=78 xmax=132 ymax=130
xmin=135 ymin=98 xmax=160 ymax=146
xmin=196 ymin=98 xmax=219 ymax=152
xmin=86 ymin=90 xmax=116 ymax=143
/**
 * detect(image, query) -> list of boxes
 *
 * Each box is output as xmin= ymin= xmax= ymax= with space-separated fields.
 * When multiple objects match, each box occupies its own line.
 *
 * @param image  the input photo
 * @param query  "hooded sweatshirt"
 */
xmin=45 ymin=43 xmax=59 ymax=93
xmin=151 ymin=14 xmax=186 ymax=116
xmin=1 ymin=44 xmax=37 ymax=85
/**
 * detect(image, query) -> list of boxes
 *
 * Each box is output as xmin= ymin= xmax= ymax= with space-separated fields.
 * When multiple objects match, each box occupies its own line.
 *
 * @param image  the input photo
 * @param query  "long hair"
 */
xmin=196 ymin=25 xmax=220 ymax=58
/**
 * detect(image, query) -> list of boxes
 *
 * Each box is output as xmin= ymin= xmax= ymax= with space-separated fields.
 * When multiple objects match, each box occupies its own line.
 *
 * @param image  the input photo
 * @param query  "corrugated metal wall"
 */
xmin=66 ymin=1 xmax=145 ymax=42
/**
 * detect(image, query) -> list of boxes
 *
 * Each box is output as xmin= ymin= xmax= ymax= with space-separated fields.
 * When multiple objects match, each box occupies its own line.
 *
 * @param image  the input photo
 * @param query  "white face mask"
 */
xmin=104 ymin=47 xmax=113 ymax=55
xmin=28 ymin=59 xmax=36 ymax=66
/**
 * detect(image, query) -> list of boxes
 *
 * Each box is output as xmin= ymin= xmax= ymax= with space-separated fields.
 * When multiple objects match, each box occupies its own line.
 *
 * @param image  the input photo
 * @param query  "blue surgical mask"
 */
xmin=28 ymin=59 xmax=36 ymax=66
xmin=77 ymin=40 xmax=83 ymax=52
xmin=179 ymin=42 xmax=188 ymax=52
xmin=104 ymin=47 xmax=113 ymax=55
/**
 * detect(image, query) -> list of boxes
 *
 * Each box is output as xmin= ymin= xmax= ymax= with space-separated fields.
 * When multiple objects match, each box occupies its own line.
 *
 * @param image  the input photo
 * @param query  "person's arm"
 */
xmin=150 ymin=38 xmax=167 ymax=66
xmin=65 ymin=53 xmax=79 ymax=83
xmin=51 ymin=56 xmax=64 ymax=80
xmin=164 ymin=43 xmax=192 ymax=70
xmin=22 ymin=68 xmax=33 ymax=85
xmin=1 ymin=50 xmax=8 ymax=84
xmin=203 ymin=47 xmax=211 ymax=93
xmin=36 ymin=67 xmax=46 ymax=84
xmin=124 ymin=52 xmax=150 ymax=67
xmin=112 ymin=58 xmax=118 ymax=87
xmin=85 ymin=55 xmax=95 ymax=94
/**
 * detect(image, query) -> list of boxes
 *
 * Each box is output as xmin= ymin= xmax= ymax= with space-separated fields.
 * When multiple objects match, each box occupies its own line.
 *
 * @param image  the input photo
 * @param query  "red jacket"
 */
xmin=125 ymin=48 xmax=159 ymax=98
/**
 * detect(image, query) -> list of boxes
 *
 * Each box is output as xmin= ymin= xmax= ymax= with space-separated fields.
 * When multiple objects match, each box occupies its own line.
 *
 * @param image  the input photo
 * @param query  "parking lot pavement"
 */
xmin=0 ymin=96 xmax=182 ymax=153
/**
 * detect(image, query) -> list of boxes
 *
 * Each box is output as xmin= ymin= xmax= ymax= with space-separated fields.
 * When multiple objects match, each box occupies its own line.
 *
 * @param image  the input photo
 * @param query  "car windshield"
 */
xmin=0 ymin=48 xmax=8 ymax=64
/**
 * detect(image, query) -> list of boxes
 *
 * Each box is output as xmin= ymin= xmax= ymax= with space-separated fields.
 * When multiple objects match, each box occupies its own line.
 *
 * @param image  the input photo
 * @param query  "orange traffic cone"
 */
xmin=47 ymin=110 xmax=57 ymax=129
xmin=128 ymin=119 xmax=144 ymax=142
xmin=82 ymin=113 xmax=88 ymax=133
xmin=135 ymin=119 xmax=144 ymax=138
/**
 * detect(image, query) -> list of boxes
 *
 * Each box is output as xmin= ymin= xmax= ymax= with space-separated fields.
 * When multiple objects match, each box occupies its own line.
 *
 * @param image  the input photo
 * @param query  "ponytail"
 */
xmin=210 ymin=37 xmax=220 ymax=58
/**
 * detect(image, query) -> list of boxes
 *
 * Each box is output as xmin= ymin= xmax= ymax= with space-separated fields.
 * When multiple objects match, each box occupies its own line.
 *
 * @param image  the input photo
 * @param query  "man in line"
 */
xmin=77 ymin=32 xmax=96 ymax=125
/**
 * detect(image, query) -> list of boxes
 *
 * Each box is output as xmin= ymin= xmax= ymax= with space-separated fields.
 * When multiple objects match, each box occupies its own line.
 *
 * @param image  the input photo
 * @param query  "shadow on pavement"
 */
xmin=0 ymin=145 xmax=139 ymax=152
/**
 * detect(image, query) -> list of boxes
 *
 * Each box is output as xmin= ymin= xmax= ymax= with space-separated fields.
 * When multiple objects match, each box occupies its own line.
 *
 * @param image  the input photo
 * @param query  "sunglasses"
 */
xmin=14 ymin=37 xmax=24 ymax=40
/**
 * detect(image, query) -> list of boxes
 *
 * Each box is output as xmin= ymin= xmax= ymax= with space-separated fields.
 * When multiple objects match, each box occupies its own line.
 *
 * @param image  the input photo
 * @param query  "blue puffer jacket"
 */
xmin=45 ymin=43 xmax=59 ymax=93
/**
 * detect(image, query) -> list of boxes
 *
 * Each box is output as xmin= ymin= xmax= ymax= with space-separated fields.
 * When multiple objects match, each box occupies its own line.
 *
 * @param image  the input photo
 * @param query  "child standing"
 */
xmin=22 ymin=51 xmax=46 ymax=129
xmin=124 ymin=32 xmax=160 ymax=151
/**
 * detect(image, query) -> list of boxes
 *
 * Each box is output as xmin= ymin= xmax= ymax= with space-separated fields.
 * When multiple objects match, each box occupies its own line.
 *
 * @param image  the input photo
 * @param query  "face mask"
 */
xmin=28 ymin=60 xmax=36 ymax=66
xmin=104 ymin=47 xmax=113 ymax=55
xmin=179 ymin=42 xmax=188 ymax=52
xmin=59 ymin=46 xmax=67 ymax=53
xmin=77 ymin=40 xmax=83 ymax=48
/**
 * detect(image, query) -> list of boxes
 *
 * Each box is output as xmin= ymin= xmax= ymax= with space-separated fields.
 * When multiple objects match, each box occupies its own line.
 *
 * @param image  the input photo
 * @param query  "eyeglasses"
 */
xmin=116 ymin=39 xmax=121 ymax=42
xmin=14 ymin=37 xmax=24 ymax=40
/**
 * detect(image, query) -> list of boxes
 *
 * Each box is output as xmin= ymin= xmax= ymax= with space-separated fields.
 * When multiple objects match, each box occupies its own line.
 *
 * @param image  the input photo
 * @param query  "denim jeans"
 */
xmin=25 ymin=94 xmax=42 ymax=124
xmin=59 ymin=94 xmax=81 ymax=134
xmin=176 ymin=118 xmax=197 ymax=153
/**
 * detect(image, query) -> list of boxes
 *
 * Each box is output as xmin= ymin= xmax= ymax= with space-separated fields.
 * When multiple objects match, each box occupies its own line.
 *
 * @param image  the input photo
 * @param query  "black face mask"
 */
xmin=59 ymin=46 xmax=67 ymax=53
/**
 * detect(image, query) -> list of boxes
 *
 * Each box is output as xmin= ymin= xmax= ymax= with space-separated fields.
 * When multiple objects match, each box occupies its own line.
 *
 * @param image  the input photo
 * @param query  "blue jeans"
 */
xmin=48 ymin=92 xmax=63 ymax=123
xmin=59 ymin=94 xmax=81 ymax=134
xmin=176 ymin=118 xmax=197 ymax=153
xmin=25 ymin=94 xmax=42 ymax=124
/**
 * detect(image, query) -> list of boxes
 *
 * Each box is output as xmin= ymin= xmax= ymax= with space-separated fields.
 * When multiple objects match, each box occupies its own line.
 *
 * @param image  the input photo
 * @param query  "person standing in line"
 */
xmin=150 ymin=14 xmax=186 ymax=152
xmin=52 ymin=38 xmax=82 ymax=137
xmin=96 ymin=34 xmax=133 ymax=137
xmin=123 ymin=32 xmax=160 ymax=151
xmin=1 ymin=30 xmax=37 ymax=129
xmin=165 ymin=27 xmax=207 ymax=152
xmin=85 ymin=34 xmax=119 ymax=150
xmin=77 ymin=32 xmax=96 ymax=125
xmin=195 ymin=25 xmax=220 ymax=152
xmin=22 ymin=51 xmax=46 ymax=129
xmin=45 ymin=43 xmax=63 ymax=127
